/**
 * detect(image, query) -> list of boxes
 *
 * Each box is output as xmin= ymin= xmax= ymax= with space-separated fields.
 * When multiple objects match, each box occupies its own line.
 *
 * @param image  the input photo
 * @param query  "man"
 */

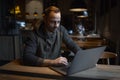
xmin=23 ymin=6 xmax=81 ymax=66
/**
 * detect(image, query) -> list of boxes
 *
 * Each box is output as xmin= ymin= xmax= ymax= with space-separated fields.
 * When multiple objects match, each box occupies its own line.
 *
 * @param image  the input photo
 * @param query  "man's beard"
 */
xmin=46 ymin=26 xmax=58 ymax=33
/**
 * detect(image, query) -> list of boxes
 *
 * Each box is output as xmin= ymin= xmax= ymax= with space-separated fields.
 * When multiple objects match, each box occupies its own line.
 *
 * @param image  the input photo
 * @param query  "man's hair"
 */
xmin=42 ymin=6 xmax=60 ymax=17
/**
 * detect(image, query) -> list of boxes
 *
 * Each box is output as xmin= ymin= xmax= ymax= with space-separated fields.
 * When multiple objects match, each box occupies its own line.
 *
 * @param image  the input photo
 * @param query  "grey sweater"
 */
xmin=23 ymin=23 xmax=81 ymax=66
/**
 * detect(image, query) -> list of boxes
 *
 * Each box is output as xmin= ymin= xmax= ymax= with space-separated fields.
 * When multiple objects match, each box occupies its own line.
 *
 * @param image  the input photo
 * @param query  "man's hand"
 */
xmin=52 ymin=57 xmax=68 ymax=66
xmin=42 ymin=57 xmax=68 ymax=66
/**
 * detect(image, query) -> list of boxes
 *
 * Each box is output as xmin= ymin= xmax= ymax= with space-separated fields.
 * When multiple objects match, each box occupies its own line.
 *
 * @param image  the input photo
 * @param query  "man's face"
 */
xmin=45 ymin=11 xmax=61 ymax=32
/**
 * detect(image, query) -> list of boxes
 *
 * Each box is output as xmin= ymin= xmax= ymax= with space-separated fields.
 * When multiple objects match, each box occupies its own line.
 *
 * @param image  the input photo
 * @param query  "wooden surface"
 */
xmin=0 ymin=73 xmax=52 ymax=80
xmin=61 ymin=35 xmax=105 ymax=50
xmin=75 ymin=40 xmax=103 ymax=49
xmin=0 ymin=60 xmax=63 ymax=80
xmin=71 ymin=64 xmax=120 ymax=79
xmin=62 ymin=40 xmax=104 ymax=50
xmin=1 ymin=60 xmax=120 ymax=80
xmin=0 ymin=60 xmax=61 ymax=76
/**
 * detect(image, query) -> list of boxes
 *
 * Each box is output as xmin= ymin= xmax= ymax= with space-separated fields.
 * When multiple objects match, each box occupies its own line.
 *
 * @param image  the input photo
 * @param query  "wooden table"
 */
xmin=0 ymin=60 xmax=62 ymax=80
xmin=0 ymin=60 xmax=120 ymax=80
xmin=71 ymin=64 xmax=120 ymax=80
xmin=62 ymin=40 xmax=104 ymax=50
xmin=0 ymin=73 xmax=52 ymax=80
xmin=70 ymin=35 xmax=105 ymax=49
xmin=75 ymin=40 xmax=103 ymax=49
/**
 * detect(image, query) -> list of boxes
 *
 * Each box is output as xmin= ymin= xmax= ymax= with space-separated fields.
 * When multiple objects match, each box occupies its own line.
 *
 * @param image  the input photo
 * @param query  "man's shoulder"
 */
xmin=59 ymin=25 xmax=67 ymax=31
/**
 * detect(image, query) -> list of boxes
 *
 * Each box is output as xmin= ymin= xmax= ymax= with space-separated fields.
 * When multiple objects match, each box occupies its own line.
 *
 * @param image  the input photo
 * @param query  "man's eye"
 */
xmin=50 ymin=21 xmax=60 ymax=24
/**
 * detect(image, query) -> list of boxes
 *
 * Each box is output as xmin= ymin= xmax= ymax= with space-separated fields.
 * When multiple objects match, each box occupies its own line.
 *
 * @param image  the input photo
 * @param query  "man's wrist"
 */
xmin=42 ymin=59 xmax=54 ymax=66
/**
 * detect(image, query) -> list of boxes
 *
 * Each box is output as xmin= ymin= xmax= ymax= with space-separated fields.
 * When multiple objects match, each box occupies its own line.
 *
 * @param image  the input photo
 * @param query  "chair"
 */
xmin=100 ymin=51 xmax=117 ymax=65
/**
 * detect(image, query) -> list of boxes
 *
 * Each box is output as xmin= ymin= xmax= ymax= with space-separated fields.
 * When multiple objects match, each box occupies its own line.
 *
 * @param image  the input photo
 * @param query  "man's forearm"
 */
xmin=42 ymin=59 xmax=54 ymax=66
xmin=39 ymin=57 xmax=68 ymax=67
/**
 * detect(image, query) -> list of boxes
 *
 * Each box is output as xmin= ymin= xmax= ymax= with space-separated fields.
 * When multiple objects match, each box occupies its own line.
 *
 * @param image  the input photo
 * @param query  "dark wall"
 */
xmin=0 ymin=0 xmax=25 ymax=35
xmin=0 ymin=0 xmax=16 ymax=35
xmin=97 ymin=0 xmax=120 ymax=42
xmin=96 ymin=0 xmax=120 ymax=64
xmin=0 ymin=0 xmax=23 ymax=61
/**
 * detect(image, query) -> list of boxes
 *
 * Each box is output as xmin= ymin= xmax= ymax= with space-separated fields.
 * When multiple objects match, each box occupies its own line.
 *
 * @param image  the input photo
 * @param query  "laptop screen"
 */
xmin=67 ymin=46 xmax=106 ymax=75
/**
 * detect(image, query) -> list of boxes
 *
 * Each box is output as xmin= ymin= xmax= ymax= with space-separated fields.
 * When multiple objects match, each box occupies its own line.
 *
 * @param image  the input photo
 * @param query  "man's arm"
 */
xmin=61 ymin=26 xmax=82 ymax=53
xmin=23 ymin=31 xmax=42 ymax=66
xmin=40 ymin=57 xmax=68 ymax=66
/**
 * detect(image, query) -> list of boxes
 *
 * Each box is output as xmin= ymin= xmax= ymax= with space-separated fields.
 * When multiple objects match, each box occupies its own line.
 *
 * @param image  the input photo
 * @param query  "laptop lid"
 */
xmin=67 ymin=46 xmax=106 ymax=75
xmin=49 ymin=46 xmax=106 ymax=76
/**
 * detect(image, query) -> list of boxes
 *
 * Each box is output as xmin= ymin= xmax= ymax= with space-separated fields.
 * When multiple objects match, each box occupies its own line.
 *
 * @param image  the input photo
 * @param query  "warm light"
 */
xmin=69 ymin=0 xmax=87 ymax=12
xmin=33 ymin=11 xmax=38 ymax=17
xmin=77 ymin=15 xmax=88 ymax=18
xmin=15 ymin=6 xmax=21 ymax=14
xmin=70 ymin=8 xmax=87 ymax=12
xmin=10 ymin=5 xmax=21 ymax=14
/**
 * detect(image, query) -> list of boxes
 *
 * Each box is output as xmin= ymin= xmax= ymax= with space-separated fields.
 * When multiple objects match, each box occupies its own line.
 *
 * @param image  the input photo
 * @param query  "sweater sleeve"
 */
xmin=23 ymin=31 xmax=44 ymax=66
xmin=61 ymin=26 xmax=82 ymax=53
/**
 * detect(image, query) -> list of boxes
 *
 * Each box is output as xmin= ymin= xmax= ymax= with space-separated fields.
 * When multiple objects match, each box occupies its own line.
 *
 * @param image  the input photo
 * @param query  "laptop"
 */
xmin=49 ymin=46 xmax=106 ymax=76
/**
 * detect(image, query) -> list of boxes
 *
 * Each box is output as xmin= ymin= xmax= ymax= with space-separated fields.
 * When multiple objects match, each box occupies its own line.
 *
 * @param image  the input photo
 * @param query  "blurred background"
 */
xmin=0 ymin=0 xmax=120 ymax=65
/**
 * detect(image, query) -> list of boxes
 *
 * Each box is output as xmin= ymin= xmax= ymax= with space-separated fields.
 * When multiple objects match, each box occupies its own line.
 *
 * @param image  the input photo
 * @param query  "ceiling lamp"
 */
xmin=69 ymin=0 xmax=87 ymax=12
xmin=77 ymin=11 xmax=88 ymax=18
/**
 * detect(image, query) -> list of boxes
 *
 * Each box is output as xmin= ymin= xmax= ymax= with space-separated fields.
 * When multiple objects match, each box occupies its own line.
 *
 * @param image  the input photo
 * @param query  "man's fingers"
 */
xmin=59 ymin=57 xmax=68 ymax=65
xmin=62 ymin=61 xmax=68 ymax=65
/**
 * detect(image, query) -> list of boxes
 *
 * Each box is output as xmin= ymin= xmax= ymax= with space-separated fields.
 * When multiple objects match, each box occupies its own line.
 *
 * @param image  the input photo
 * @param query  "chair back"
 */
xmin=100 ymin=52 xmax=117 ymax=65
